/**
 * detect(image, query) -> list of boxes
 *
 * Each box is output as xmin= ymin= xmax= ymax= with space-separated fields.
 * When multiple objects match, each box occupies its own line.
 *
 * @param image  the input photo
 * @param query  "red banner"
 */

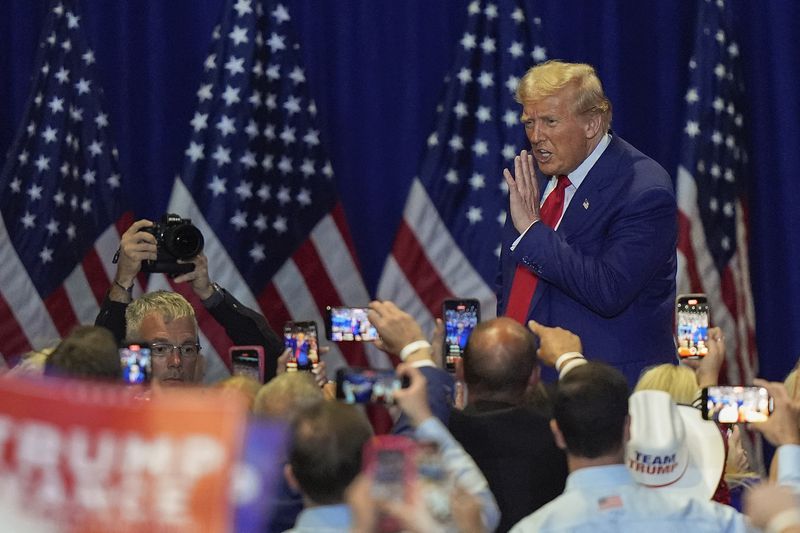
xmin=0 ymin=377 xmax=248 ymax=532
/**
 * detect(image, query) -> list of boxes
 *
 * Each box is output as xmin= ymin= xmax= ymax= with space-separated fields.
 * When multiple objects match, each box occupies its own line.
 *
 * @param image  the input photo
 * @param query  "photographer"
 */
xmin=95 ymin=218 xmax=283 ymax=383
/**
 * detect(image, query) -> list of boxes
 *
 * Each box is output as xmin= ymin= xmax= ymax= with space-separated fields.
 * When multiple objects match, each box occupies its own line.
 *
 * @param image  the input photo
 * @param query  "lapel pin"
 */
xmin=583 ymin=198 xmax=590 ymax=210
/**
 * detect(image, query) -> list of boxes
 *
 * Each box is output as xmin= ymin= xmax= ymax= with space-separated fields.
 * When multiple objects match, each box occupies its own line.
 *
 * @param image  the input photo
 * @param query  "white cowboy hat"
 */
xmin=626 ymin=389 xmax=724 ymax=500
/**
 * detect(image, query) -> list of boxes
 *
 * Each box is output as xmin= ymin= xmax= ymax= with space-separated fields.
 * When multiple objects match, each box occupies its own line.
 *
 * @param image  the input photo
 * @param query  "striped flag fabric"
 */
xmin=675 ymin=0 xmax=757 ymax=387
xmin=376 ymin=0 xmax=548 ymax=333
xmin=0 ymin=0 xmax=134 ymax=363
xmin=159 ymin=0 xmax=389 ymax=376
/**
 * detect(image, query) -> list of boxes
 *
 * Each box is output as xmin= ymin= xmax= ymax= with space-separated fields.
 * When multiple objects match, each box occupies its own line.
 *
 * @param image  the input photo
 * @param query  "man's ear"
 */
xmin=528 ymin=364 xmax=541 ymax=388
xmin=623 ymin=414 xmax=631 ymax=444
xmin=583 ymin=112 xmax=602 ymax=139
xmin=284 ymin=463 xmax=301 ymax=492
xmin=550 ymin=419 xmax=567 ymax=450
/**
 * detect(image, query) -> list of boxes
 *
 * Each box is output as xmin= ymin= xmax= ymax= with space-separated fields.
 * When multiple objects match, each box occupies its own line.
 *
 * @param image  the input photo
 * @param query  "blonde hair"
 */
xmin=217 ymin=375 xmax=262 ymax=411
xmin=516 ymin=60 xmax=612 ymax=131
xmin=634 ymin=364 xmax=698 ymax=405
xmin=125 ymin=290 xmax=197 ymax=340
xmin=253 ymin=372 xmax=324 ymax=421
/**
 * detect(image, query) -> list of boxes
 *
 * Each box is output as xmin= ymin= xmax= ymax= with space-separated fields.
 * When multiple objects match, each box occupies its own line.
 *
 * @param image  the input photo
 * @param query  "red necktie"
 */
xmin=505 ymin=175 xmax=572 ymax=323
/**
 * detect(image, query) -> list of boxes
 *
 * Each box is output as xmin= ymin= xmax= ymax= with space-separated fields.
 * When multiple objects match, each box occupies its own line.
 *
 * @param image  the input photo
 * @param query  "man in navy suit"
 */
xmin=498 ymin=60 xmax=676 ymax=386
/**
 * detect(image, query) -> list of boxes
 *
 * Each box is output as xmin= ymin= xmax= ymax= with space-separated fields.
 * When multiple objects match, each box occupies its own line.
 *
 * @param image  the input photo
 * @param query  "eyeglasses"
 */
xmin=150 ymin=342 xmax=201 ymax=359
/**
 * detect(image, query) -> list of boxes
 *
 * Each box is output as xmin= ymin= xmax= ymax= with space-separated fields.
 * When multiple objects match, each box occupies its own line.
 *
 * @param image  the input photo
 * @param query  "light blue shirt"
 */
xmin=282 ymin=503 xmax=351 ymax=533
xmin=777 ymin=443 xmax=800 ymax=490
xmin=415 ymin=417 xmax=501 ymax=532
xmin=509 ymin=464 xmax=748 ymax=533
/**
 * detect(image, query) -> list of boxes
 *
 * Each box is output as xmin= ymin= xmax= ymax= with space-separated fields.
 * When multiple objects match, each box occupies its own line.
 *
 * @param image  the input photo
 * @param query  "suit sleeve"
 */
xmin=207 ymin=287 xmax=284 ymax=379
xmin=511 ymin=184 xmax=676 ymax=318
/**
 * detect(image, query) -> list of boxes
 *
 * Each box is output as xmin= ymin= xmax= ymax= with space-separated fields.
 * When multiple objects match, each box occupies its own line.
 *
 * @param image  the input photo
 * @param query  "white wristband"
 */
xmin=399 ymin=340 xmax=432 ymax=361
xmin=555 ymin=352 xmax=585 ymax=371
xmin=559 ymin=358 xmax=588 ymax=379
xmin=766 ymin=509 xmax=800 ymax=533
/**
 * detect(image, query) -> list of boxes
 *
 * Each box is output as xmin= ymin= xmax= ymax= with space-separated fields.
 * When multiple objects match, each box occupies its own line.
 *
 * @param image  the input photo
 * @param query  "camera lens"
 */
xmin=166 ymin=224 xmax=204 ymax=259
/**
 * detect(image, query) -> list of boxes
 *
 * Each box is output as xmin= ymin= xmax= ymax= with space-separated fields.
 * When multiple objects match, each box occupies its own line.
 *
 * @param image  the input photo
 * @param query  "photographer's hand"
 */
xmin=174 ymin=252 xmax=214 ymax=300
xmin=111 ymin=219 xmax=156 ymax=302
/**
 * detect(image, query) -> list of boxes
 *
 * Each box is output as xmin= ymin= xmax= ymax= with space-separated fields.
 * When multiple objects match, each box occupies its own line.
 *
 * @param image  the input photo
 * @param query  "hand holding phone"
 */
xmin=230 ymin=345 xmax=265 ymax=383
xmin=676 ymin=294 xmax=709 ymax=359
xmin=702 ymin=385 xmax=773 ymax=423
xmin=442 ymin=299 xmax=480 ymax=372
xmin=120 ymin=343 xmax=152 ymax=385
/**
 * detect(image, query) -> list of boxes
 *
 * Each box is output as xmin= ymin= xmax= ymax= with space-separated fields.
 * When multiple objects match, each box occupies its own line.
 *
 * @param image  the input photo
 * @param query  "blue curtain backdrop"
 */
xmin=1 ymin=0 xmax=798 ymax=381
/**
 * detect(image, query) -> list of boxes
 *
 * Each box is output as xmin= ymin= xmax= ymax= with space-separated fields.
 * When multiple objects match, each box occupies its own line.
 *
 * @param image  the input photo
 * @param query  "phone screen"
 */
xmin=326 ymin=306 xmax=379 ymax=342
xmin=373 ymin=449 xmax=408 ymax=500
xmin=676 ymin=295 xmax=709 ymax=358
xmin=230 ymin=346 xmax=264 ymax=382
xmin=335 ymin=368 xmax=404 ymax=404
xmin=443 ymin=299 xmax=480 ymax=372
xmin=702 ymin=386 xmax=773 ymax=423
xmin=284 ymin=321 xmax=319 ymax=371
xmin=120 ymin=344 xmax=151 ymax=385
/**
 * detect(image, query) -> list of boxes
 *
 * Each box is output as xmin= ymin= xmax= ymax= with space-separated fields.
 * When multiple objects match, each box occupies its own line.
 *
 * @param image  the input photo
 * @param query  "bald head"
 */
xmin=462 ymin=317 xmax=539 ymax=402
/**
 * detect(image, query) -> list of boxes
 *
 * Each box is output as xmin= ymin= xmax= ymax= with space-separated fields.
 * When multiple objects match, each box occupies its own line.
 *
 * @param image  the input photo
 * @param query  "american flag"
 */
xmin=376 ymin=0 xmax=548 ymax=331
xmin=0 ymin=0 xmax=133 ymax=362
xmin=676 ymin=0 xmax=757 ymax=387
xmin=153 ymin=0 xmax=389 ymax=377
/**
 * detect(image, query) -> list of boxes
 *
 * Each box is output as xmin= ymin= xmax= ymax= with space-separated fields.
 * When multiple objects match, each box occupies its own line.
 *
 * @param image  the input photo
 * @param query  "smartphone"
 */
xmin=283 ymin=321 xmax=319 ymax=372
xmin=676 ymin=293 xmax=709 ymax=359
xmin=363 ymin=435 xmax=418 ymax=498
xmin=442 ymin=298 xmax=480 ymax=372
xmin=701 ymin=385 xmax=773 ymax=423
xmin=120 ymin=343 xmax=152 ymax=385
xmin=230 ymin=345 xmax=265 ymax=383
xmin=363 ymin=435 xmax=418 ymax=531
xmin=335 ymin=368 xmax=406 ymax=405
xmin=325 ymin=306 xmax=379 ymax=342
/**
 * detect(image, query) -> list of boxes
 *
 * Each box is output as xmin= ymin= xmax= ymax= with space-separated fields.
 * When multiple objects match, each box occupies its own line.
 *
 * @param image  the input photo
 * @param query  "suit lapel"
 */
xmin=556 ymin=135 xmax=622 ymax=238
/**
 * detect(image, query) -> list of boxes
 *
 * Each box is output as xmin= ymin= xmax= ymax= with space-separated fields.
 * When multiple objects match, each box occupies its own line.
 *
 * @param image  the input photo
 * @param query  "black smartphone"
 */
xmin=120 ymin=343 xmax=151 ymax=385
xmin=283 ymin=321 xmax=319 ymax=372
xmin=230 ymin=345 xmax=265 ymax=383
xmin=701 ymin=385 xmax=773 ymax=423
xmin=676 ymin=293 xmax=709 ymax=359
xmin=325 ymin=306 xmax=379 ymax=342
xmin=335 ymin=367 xmax=406 ymax=404
xmin=442 ymin=298 xmax=480 ymax=372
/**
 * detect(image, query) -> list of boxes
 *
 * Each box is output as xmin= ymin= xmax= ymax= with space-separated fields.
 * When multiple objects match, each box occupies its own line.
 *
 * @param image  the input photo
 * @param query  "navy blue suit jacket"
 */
xmin=497 ymin=135 xmax=677 ymax=386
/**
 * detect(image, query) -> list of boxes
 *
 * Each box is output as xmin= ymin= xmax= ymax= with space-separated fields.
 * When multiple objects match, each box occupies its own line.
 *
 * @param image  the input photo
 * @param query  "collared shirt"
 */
xmin=511 ymin=133 xmax=611 ymax=250
xmin=777 ymin=443 xmax=800 ymax=490
xmin=282 ymin=503 xmax=352 ymax=533
xmin=509 ymin=464 xmax=748 ymax=533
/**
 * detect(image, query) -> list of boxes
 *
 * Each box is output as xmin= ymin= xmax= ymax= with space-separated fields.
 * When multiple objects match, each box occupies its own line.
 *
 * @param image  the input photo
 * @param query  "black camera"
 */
xmin=140 ymin=214 xmax=204 ymax=276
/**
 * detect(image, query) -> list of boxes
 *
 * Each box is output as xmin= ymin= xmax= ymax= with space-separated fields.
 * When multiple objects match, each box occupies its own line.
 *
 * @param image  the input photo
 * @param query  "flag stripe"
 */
xmin=393 ymin=219 xmax=453 ymax=318
xmin=63 ymin=262 xmax=101 ymax=325
xmin=0 ymin=216 xmax=60 ymax=352
xmin=311 ymin=211 xmax=371 ymax=305
xmin=44 ymin=286 xmax=79 ymax=338
xmin=82 ymin=248 xmax=112 ymax=305
xmin=0 ymin=293 xmax=31 ymax=360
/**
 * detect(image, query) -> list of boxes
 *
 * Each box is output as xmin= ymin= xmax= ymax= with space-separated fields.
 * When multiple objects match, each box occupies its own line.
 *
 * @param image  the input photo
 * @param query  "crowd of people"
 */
xmin=2 ymin=59 xmax=800 ymax=531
